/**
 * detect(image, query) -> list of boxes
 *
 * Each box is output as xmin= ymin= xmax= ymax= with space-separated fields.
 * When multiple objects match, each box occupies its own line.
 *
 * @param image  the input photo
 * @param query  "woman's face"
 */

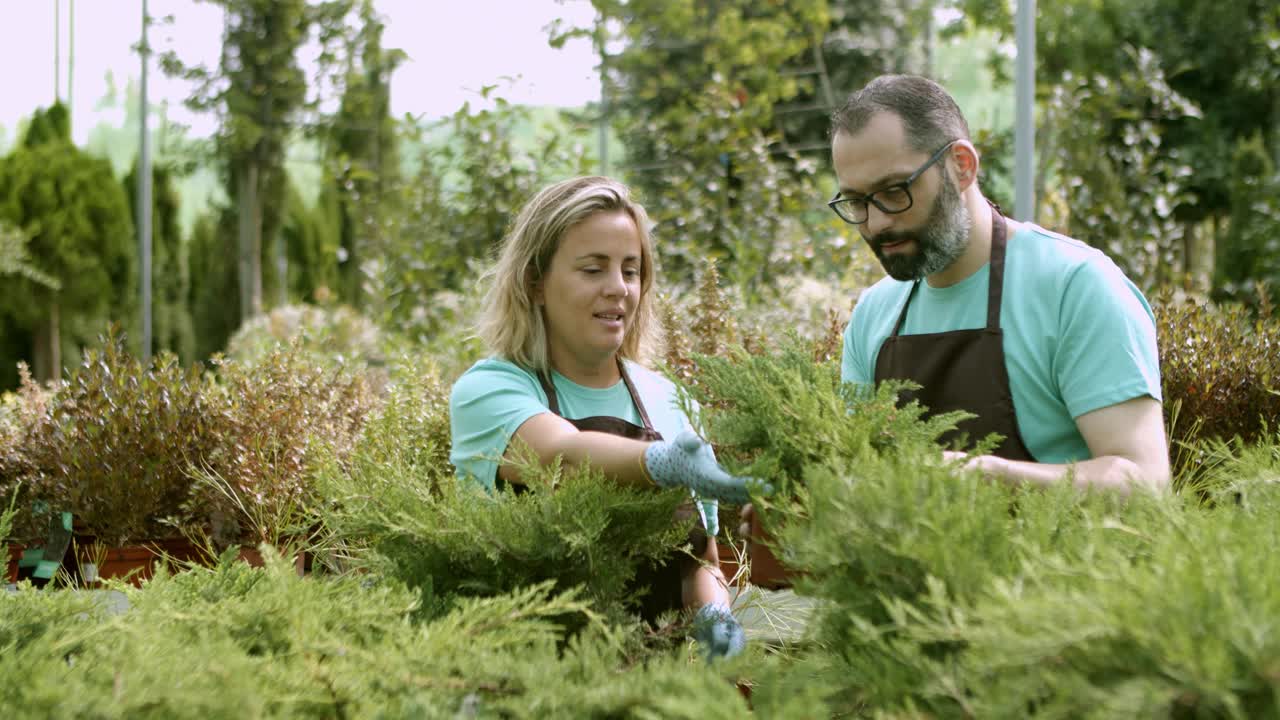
xmin=534 ymin=210 xmax=643 ymax=379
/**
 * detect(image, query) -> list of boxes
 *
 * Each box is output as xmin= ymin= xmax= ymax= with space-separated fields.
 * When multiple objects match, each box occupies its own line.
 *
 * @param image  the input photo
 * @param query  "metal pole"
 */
xmin=54 ymin=0 xmax=61 ymax=102
xmin=595 ymin=15 xmax=609 ymax=176
xmin=68 ymin=0 xmax=75 ymax=118
xmin=138 ymin=0 xmax=153 ymax=360
xmin=1014 ymin=0 xmax=1036 ymax=222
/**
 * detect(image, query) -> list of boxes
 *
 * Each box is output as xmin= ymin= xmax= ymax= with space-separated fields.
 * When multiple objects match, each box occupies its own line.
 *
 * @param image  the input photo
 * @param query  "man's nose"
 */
xmin=863 ymin=204 xmax=894 ymax=238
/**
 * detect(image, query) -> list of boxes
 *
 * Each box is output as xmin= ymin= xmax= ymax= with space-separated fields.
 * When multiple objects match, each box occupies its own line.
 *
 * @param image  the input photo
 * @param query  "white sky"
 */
xmin=0 ymin=0 xmax=602 ymax=144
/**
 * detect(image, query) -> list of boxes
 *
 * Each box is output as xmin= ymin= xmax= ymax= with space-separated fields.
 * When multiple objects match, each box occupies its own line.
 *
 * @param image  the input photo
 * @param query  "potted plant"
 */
xmin=4 ymin=331 xmax=374 ymax=585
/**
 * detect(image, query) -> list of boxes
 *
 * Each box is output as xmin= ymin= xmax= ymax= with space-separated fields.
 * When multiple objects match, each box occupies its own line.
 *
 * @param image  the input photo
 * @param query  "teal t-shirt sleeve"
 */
xmin=1054 ymin=260 xmax=1163 ymax=419
xmin=449 ymin=361 xmax=553 ymax=490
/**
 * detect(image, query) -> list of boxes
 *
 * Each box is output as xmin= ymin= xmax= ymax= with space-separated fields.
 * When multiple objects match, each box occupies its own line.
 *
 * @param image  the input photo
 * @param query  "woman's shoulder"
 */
xmin=450 ymin=357 xmax=541 ymax=400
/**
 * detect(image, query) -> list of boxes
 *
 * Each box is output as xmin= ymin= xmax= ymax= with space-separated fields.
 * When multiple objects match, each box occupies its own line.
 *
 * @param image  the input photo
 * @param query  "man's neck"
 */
xmin=926 ymin=190 xmax=994 ymax=288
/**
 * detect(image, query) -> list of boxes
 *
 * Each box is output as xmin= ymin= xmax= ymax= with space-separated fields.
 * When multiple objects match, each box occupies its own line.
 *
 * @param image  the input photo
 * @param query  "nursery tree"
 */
xmin=0 ymin=104 xmax=135 ymax=384
xmin=187 ymin=210 xmax=240 ymax=360
xmin=161 ymin=0 xmax=352 ymax=323
xmin=321 ymin=0 xmax=403 ymax=310
xmin=965 ymin=0 xmax=1280 ymax=290
xmin=560 ymin=0 xmax=834 ymax=287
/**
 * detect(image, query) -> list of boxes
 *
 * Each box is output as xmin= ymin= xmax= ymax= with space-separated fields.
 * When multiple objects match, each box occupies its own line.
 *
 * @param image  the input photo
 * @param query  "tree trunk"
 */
xmin=236 ymin=161 xmax=263 ymax=322
xmin=32 ymin=298 xmax=61 ymax=382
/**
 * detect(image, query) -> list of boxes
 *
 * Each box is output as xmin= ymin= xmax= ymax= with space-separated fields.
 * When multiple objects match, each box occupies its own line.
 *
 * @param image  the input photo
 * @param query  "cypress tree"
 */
xmin=0 ymin=103 xmax=135 ymax=382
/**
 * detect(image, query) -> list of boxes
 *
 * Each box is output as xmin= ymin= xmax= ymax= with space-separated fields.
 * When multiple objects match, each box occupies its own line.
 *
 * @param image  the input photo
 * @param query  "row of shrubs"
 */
xmin=1 ymin=282 xmax=1278 ymax=716
xmin=1 ymin=279 xmax=1277 ymax=550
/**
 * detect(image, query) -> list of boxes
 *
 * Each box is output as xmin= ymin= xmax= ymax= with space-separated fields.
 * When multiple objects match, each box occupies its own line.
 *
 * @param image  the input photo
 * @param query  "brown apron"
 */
xmin=872 ymin=203 xmax=1036 ymax=461
xmin=529 ymin=359 xmax=703 ymax=621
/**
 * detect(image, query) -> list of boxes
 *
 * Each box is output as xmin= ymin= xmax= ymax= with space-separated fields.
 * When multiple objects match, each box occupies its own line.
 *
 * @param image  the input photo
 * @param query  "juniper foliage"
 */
xmin=320 ymin=441 xmax=690 ymax=625
xmin=0 ymin=549 xmax=750 ymax=718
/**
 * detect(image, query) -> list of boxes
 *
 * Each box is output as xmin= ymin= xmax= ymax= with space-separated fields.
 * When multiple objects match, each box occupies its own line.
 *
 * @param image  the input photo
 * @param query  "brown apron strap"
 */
xmin=534 ymin=369 xmax=563 ymax=416
xmin=986 ymin=203 xmax=1007 ymax=330
xmin=617 ymin=360 xmax=656 ymax=432
xmin=891 ymin=281 xmax=919 ymax=337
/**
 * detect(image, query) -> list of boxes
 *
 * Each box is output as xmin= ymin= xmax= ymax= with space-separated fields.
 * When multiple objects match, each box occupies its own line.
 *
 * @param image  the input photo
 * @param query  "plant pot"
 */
xmin=65 ymin=537 xmax=308 ymax=586
xmin=236 ymin=545 xmax=309 ymax=576
xmin=87 ymin=538 xmax=207 ymax=585
xmin=5 ymin=544 xmax=24 ymax=583
xmin=748 ymin=512 xmax=793 ymax=590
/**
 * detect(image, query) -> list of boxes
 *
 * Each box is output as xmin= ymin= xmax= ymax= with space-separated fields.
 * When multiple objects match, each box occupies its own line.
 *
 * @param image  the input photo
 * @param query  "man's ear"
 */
xmin=949 ymin=140 xmax=981 ymax=192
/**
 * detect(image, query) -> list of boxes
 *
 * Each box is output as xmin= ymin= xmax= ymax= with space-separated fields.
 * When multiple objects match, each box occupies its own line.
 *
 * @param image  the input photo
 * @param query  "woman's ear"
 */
xmin=949 ymin=140 xmax=981 ymax=192
xmin=528 ymin=269 xmax=544 ymax=305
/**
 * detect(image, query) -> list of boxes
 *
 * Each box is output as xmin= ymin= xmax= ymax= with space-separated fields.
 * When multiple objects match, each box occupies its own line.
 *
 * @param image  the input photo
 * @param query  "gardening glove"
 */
xmin=692 ymin=603 xmax=746 ymax=662
xmin=643 ymin=430 xmax=768 ymax=505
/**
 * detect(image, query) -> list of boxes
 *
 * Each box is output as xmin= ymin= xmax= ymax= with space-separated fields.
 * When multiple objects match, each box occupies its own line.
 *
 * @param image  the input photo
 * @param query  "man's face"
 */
xmin=831 ymin=113 xmax=971 ymax=281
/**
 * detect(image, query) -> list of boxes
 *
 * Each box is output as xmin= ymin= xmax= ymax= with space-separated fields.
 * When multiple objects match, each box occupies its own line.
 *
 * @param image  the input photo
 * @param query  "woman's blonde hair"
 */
xmin=476 ymin=176 xmax=664 ymax=372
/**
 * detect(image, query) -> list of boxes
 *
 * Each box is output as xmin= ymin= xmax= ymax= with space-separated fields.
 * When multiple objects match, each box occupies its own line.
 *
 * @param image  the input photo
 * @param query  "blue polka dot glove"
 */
xmin=643 ymin=430 xmax=766 ymax=505
xmin=693 ymin=603 xmax=746 ymax=662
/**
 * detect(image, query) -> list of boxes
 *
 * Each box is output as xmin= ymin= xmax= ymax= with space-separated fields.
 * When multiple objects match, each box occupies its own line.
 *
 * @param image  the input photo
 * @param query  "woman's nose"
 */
xmin=603 ymin=269 xmax=629 ymax=296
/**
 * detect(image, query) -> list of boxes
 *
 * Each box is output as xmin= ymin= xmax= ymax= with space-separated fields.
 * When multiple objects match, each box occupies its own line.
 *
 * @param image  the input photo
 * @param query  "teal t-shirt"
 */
xmin=841 ymin=222 xmax=1162 ymax=463
xmin=449 ymin=357 xmax=716 ymax=527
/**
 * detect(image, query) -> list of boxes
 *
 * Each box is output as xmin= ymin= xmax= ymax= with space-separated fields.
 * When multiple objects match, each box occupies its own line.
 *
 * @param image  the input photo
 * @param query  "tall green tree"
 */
xmin=161 ymin=0 xmax=352 ymax=324
xmin=187 ymin=210 xmax=240 ymax=360
xmin=559 ymin=0 xmax=859 ymax=289
xmin=321 ymin=0 xmax=403 ymax=309
xmin=965 ymin=0 xmax=1280 ymax=291
xmin=0 ymin=104 xmax=136 ymax=383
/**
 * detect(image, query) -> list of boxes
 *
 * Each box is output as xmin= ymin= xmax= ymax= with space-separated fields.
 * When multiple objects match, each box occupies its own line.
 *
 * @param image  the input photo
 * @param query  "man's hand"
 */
xmin=644 ymin=430 xmax=768 ymax=504
xmin=692 ymin=603 xmax=746 ymax=661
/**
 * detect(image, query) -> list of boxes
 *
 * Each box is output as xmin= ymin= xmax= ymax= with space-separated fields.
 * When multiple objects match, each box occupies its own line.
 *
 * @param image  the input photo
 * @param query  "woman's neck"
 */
xmin=548 ymin=351 xmax=621 ymax=389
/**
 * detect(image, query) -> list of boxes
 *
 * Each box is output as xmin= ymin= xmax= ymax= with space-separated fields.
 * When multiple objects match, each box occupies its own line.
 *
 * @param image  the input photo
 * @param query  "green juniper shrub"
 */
xmin=308 ymin=352 xmax=455 ymax=572
xmin=10 ymin=331 xmax=217 ymax=546
xmin=789 ymin=444 xmax=1185 ymax=716
xmin=0 ymin=548 xmax=747 ymax=719
xmin=347 ymin=351 xmax=454 ymax=485
xmin=685 ymin=340 xmax=970 ymax=500
xmin=890 ymin=469 xmax=1280 ymax=718
xmin=1153 ymin=287 xmax=1280 ymax=485
xmin=320 ymin=442 xmax=691 ymax=628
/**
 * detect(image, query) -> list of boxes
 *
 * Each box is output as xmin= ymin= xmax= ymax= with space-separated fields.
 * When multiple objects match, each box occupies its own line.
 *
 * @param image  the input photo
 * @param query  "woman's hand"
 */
xmin=643 ymin=430 xmax=767 ymax=504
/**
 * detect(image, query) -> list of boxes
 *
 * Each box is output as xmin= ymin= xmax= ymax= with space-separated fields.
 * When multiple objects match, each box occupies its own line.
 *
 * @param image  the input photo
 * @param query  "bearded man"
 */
xmin=831 ymin=74 xmax=1169 ymax=493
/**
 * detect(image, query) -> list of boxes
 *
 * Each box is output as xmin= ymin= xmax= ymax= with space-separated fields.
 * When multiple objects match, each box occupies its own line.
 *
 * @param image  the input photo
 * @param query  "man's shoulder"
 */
xmin=1010 ymin=223 xmax=1110 ymax=269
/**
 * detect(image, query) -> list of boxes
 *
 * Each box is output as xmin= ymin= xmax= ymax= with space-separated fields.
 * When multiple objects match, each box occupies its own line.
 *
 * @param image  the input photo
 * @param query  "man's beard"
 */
xmin=868 ymin=172 xmax=971 ymax=282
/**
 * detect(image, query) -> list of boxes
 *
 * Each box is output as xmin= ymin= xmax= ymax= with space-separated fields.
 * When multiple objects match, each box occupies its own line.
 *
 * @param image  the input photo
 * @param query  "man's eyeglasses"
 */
xmin=828 ymin=140 xmax=958 ymax=224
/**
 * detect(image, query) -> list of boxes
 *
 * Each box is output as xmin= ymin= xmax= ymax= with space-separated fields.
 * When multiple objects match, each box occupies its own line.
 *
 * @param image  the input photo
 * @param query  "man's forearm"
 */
xmin=968 ymin=453 xmax=1169 ymax=495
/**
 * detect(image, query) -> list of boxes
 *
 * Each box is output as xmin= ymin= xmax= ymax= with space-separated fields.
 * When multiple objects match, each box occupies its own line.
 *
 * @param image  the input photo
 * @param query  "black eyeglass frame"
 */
xmin=827 ymin=140 xmax=959 ymax=224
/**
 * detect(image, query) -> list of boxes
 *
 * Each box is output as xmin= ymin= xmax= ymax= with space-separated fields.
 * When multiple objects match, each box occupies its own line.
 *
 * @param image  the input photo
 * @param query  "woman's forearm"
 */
xmin=502 ymin=412 xmax=653 ymax=488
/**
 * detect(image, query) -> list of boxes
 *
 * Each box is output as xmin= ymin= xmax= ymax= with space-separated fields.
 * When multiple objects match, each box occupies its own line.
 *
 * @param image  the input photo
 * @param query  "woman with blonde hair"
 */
xmin=449 ymin=175 xmax=755 ymax=660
